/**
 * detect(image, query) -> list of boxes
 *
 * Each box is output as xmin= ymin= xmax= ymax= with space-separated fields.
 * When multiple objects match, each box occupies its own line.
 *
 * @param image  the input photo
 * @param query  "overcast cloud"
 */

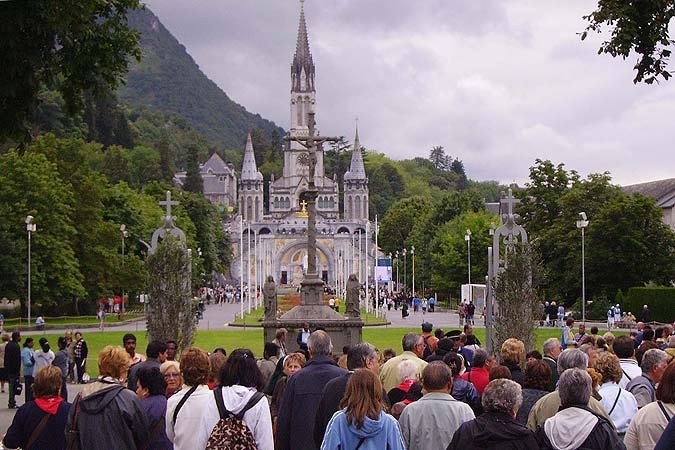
xmin=144 ymin=0 xmax=675 ymax=186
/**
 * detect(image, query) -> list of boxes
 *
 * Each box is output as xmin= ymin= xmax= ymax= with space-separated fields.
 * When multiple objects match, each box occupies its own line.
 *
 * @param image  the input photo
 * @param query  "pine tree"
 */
xmin=182 ymin=144 xmax=203 ymax=193
xmin=157 ymin=135 xmax=175 ymax=181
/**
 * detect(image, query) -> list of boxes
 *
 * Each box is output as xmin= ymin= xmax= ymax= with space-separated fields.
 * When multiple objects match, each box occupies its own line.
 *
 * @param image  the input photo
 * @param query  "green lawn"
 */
xmin=2 ymin=313 xmax=144 ymax=328
xmin=32 ymin=326 xmax=624 ymax=377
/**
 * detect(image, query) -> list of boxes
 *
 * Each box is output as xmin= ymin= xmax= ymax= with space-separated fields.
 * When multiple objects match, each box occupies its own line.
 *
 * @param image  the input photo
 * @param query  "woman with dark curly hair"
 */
xmin=203 ymin=348 xmax=273 ymax=450
xmin=136 ymin=366 xmax=172 ymax=450
xmin=515 ymin=359 xmax=551 ymax=425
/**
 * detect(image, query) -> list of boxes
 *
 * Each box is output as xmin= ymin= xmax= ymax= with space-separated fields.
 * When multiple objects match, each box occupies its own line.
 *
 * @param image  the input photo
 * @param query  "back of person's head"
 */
xmin=347 ymin=343 xmax=377 ymax=370
xmin=501 ymin=338 xmax=525 ymax=365
xmin=636 ymin=341 xmax=660 ymax=366
xmin=402 ymin=333 xmax=421 ymax=352
xmin=98 ymin=345 xmax=131 ymax=380
xmin=557 ymin=349 xmax=588 ymax=374
xmin=490 ymin=365 xmax=513 ymax=381
xmin=641 ymin=349 xmax=669 ymax=374
xmin=655 ymin=327 xmax=665 ymax=340
xmin=656 ymin=362 xmax=675 ymax=403
xmin=32 ymin=365 xmax=63 ymax=398
xmin=443 ymin=352 xmax=464 ymax=377
xmin=643 ymin=328 xmax=655 ymax=341
xmin=566 ymin=317 xmax=574 ymax=327
xmin=603 ymin=332 xmax=615 ymax=348
xmin=559 ymin=368 xmax=592 ymax=406
xmin=472 ymin=349 xmax=488 ymax=368
xmin=213 ymin=348 xmax=227 ymax=357
xmin=339 ymin=369 xmax=385 ymax=429
xmin=38 ymin=337 xmax=49 ymax=353
xmin=465 ymin=335 xmax=478 ymax=347
xmin=146 ymin=341 xmax=167 ymax=359
xmin=383 ymin=348 xmax=396 ymax=360
xmin=482 ymin=379 xmax=522 ymax=416
xmin=57 ymin=336 xmax=66 ymax=350
xmin=208 ymin=351 xmax=227 ymax=384
xmin=220 ymin=348 xmax=264 ymax=391
xmin=543 ymin=338 xmax=560 ymax=356
xmin=11 ymin=331 xmax=21 ymax=342
xmin=526 ymin=350 xmax=543 ymax=360
xmin=275 ymin=328 xmax=287 ymax=340
xmin=594 ymin=351 xmax=622 ymax=384
xmin=137 ymin=366 xmax=167 ymax=396
xmin=264 ymin=342 xmax=280 ymax=359
xmin=613 ymin=336 xmax=635 ymax=359
xmin=434 ymin=328 xmax=444 ymax=340
xmin=180 ymin=347 xmax=210 ymax=386
xmin=523 ymin=359 xmax=551 ymax=391
xmin=422 ymin=361 xmax=453 ymax=391
xmin=590 ymin=326 xmax=599 ymax=335
xmin=398 ymin=359 xmax=419 ymax=382
xmin=307 ymin=330 xmax=332 ymax=356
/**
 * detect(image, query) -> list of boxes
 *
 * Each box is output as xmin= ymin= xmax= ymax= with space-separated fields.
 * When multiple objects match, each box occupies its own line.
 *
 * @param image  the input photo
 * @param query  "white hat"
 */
xmin=644 ymin=305 xmax=648 ymax=308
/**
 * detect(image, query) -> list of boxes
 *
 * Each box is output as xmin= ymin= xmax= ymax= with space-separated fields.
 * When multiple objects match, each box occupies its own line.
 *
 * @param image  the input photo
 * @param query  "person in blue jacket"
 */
xmin=320 ymin=369 xmax=405 ymax=450
xmin=21 ymin=337 xmax=35 ymax=403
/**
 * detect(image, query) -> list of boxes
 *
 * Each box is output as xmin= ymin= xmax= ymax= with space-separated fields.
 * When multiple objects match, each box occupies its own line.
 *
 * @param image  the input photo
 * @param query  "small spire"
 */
xmin=241 ymin=132 xmax=263 ymax=181
xmin=344 ymin=125 xmax=366 ymax=181
xmin=291 ymin=0 xmax=315 ymax=92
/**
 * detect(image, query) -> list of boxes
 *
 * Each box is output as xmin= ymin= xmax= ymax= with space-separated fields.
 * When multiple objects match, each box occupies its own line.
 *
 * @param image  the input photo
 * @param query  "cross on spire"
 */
xmin=159 ymin=190 xmax=180 ymax=227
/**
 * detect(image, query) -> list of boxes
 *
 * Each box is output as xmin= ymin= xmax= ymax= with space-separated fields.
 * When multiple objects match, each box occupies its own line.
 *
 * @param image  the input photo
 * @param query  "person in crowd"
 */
xmin=165 ymin=340 xmax=178 ymax=362
xmin=575 ymin=323 xmax=587 ymax=344
xmin=542 ymin=338 xmax=562 ymax=390
xmin=642 ymin=304 xmax=651 ymax=323
xmin=459 ymin=349 xmax=491 ymax=395
xmin=123 ymin=333 xmax=146 ymax=366
xmin=527 ymin=349 xmax=611 ymax=430
xmin=272 ymin=328 xmax=288 ymax=358
xmin=277 ymin=330 xmax=346 ymax=450
xmin=448 ymin=378 xmax=539 ymax=450
xmin=2 ymin=366 xmax=72 ymax=450
xmin=33 ymin=337 xmax=54 ymax=377
xmin=490 ymin=365 xmax=513 ymax=381
xmin=626 ymin=348 xmax=671 ymax=408
xmin=165 ymin=347 xmax=213 ymax=450
xmin=388 ymin=359 xmax=421 ymax=405
xmin=297 ymin=322 xmax=311 ymax=353
xmin=594 ymin=351 xmax=638 ymax=434
xmin=67 ymin=345 xmax=149 ymax=449
xmin=0 ymin=333 xmax=9 ymax=393
xmin=206 ymin=352 xmax=225 ymax=390
xmin=337 ymin=346 xmax=350 ymax=370
xmin=204 ymin=348 xmax=273 ymax=450
xmin=501 ymin=338 xmax=525 ymax=386
xmin=160 ymin=360 xmax=182 ymax=397
xmin=65 ymin=330 xmax=75 ymax=383
xmin=604 ymin=331 xmax=616 ymax=350
xmin=135 ymin=366 xmax=172 ymax=450
xmin=421 ymin=322 xmax=435 ymax=359
xmin=579 ymin=342 xmax=599 ymax=369
xmin=526 ymin=350 xmax=542 ymax=362
xmin=21 ymin=337 xmax=35 ymax=402
xmin=445 ymin=330 xmax=474 ymax=368
xmin=561 ymin=318 xmax=576 ymax=349
xmin=270 ymin=353 xmax=306 ymax=435
xmin=382 ymin=348 xmax=396 ymax=362
xmin=212 ymin=347 xmax=227 ymax=358
xmin=379 ymin=333 xmax=428 ymax=392
xmin=128 ymin=341 xmax=167 ymax=392
xmin=616 ymin=335 xmax=643 ymax=388
xmin=73 ymin=331 xmax=88 ymax=384
xmin=320 ymin=368 xmax=405 ymax=450
xmin=665 ymin=336 xmax=675 ymax=360
xmin=5 ymin=331 xmax=21 ymax=408
xmin=390 ymin=379 xmax=423 ymax=420
xmin=52 ymin=336 xmax=69 ymax=401
xmin=257 ymin=342 xmax=280 ymax=387
xmin=516 ymin=359 xmax=551 ymax=425
xmin=426 ymin=337 xmax=454 ymax=363
xmin=625 ymin=361 xmax=675 ymax=450
xmin=399 ymin=361 xmax=475 ymax=450
xmin=314 ymin=343 xmax=381 ymax=447
xmin=444 ymin=352 xmax=480 ymax=412
xmin=655 ymin=416 xmax=675 ymax=450
xmin=536 ymin=368 xmax=626 ymax=449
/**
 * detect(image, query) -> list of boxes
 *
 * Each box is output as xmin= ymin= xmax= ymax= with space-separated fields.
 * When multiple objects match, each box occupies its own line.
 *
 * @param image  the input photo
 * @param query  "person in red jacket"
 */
xmin=459 ymin=349 xmax=493 ymax=395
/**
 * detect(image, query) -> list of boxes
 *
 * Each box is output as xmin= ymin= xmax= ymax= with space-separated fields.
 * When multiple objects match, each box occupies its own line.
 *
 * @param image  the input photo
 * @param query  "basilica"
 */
xmin=230 ymin=2 xmax=372 ymax=288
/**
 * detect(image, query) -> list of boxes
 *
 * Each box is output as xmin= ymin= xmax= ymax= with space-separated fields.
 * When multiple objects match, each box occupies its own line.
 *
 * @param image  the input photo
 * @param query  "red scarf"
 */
xmin=35 ymin=396 xmax=64 ymax=415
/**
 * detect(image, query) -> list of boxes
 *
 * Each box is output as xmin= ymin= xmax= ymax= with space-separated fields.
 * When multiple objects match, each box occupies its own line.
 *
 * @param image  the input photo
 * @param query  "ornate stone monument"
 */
xmin=262 ymin=112 xmax=364 ymax=353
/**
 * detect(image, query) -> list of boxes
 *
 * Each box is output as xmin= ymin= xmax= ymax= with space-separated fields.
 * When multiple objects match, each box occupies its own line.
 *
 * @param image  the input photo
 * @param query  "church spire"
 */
xmin=241 ymin=132 xmax=263 ymax=181
xmin=344 ymin=125 xmax=366 ymax=181
xmin=291 ymin=0 xmax=315 ymax=92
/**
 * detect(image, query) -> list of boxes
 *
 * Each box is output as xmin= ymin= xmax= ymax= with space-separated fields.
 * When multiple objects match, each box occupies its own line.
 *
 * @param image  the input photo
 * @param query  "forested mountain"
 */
xmin=119 ymin=7 xmax=284 ymax=149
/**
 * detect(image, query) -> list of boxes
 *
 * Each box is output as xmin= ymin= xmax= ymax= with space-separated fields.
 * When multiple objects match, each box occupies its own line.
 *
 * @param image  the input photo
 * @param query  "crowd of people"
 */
xmin=1 ymin=319 xmax=675 ymax=449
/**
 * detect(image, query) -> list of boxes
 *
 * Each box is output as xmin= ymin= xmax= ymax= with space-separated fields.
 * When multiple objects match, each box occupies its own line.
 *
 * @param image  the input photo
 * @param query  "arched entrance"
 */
xmin=275 ymin=240 xmax=335 ymax=287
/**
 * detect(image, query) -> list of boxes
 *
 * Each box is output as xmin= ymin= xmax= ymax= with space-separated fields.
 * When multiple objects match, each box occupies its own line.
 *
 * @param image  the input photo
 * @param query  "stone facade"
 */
xmin=174 ymin=153 xmax=237 ymax=208
xmin=623 ymin=178 xmax=675 ymax=231
xmin=230 ymin=2 xmax=371 ymax=287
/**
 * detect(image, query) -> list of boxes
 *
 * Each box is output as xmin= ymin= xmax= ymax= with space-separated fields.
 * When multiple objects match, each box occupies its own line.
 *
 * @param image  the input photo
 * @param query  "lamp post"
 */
xmin=402 ymin=248 xmax=407 ymax=292
xmin=240 ymin=216 xmax=244 ymax=319
xmin=576 ymin=212 xmax=589 ymax=324
xmin=120 ymin=224 xmax=128 ymax=314
xmin=395 ymin=250 xmax=399 ymax=292
xmin=465 ymin=229 xmax=472 ymax=304
xmin=411 ymin=245 xmax=415 ymax=296
xmin=25 ymin=216 xmax=36 ymax=326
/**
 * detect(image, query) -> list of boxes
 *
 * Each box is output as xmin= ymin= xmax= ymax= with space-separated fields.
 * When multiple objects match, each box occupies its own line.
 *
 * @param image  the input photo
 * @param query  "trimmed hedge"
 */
xmin=624 ymin=287 xmax=675 ymax=323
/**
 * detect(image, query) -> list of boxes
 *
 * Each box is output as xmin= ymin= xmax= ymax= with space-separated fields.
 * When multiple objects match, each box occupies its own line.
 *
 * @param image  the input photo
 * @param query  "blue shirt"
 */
xmin=21 ymin=347 xmax=34 ymax=376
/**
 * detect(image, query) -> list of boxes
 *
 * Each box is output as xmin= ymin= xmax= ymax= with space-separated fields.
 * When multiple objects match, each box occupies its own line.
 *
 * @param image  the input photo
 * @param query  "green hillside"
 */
xmin=119 ymin=7 xmax=284 ymax=148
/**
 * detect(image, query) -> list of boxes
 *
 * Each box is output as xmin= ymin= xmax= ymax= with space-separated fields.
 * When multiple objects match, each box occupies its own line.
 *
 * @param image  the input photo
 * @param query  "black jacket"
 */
xmin=503 ymin=361 xmax=524 ymax=386
xmin=67 ymin=382 xmax=149 ymax=450
xmin=447 ymin=411 xmax=539 ymax=450
xmin=3 ymin=400 xmax=71 ymax=450
xmin=127 ymin=357 xmax=160 ymax=392
xmin=277 ymin=355 xmax=346 ymax=450
xmin=4 ymin=340 xmax=21 ymax=375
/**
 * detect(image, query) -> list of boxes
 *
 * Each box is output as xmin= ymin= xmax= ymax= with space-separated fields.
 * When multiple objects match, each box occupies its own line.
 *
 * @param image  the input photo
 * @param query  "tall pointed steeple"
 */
xmin=241 ymin=133 xmax=263 ymax=181
xmin=291 ymin=0 xmax=315 ymax=93
xmin=344 ymin=126 xmax=366 ymax=181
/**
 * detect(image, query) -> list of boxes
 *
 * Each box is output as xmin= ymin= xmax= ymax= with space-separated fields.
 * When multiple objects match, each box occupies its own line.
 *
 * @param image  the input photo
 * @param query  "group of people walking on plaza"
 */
xmin=2 ymin=318 xmax=675 ymax=449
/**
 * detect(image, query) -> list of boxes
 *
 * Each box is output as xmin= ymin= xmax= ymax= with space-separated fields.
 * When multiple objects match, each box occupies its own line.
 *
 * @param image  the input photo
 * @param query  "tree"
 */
xmin=182 ymin=144 xmax=203 ymax=193
xmin=450 ymin=159 xmax=467 ymax=189
xmin=1 ymin=0 xmax=142 ymax=142
xmin=429 ymin=145 xmax=448 ymax=170
xmin=378 ymin=196 xmax=432 ymax=255
xmin=157 ymin=135 xmax=176 ymax=181
xmin=582 ymin=1 xmax=675 ymax=83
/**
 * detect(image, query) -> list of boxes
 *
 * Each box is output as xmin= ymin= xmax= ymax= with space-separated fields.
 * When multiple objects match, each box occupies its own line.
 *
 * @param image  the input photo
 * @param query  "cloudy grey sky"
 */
xmin=144 ymin=0 xmax=675 ymax=186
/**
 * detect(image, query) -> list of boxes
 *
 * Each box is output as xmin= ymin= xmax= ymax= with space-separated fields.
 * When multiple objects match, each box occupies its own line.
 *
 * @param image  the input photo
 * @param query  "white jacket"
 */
xmin=32 ymin=349 xmax=55 ymax=376
xmin=203 ymin=385 xmax=273 ymax=450
xmin=166 ymin=384 xmax=214 ymax=450
xmin=598 ymin=382 xmax=638 ymax=433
